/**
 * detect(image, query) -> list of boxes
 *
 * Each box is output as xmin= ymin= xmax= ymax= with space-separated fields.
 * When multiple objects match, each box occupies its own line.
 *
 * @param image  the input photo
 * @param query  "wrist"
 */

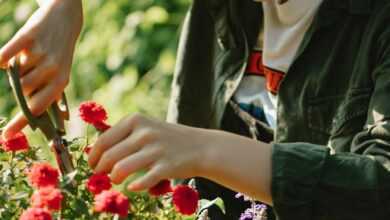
xmin=50 ymin=0 xmax=83 ymax=33
xmin=195 ymin=130 xmax=273 ymax=204
xmin=194 ymin=129 xmax=224 ymax=179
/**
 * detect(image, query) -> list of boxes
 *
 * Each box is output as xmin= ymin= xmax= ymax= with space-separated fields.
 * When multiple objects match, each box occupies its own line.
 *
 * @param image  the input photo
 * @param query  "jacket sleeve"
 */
xmin=271 ymin=11 xmax=390 ymax=220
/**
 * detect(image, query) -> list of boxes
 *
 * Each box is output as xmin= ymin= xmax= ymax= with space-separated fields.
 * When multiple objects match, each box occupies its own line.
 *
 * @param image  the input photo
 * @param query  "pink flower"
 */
xmin=172 ymin=185 xmax=199 ymax=215
xmin=79 ymin=101 xmax=108 ymax=125
xmin=28 ymin=163 xmax=59 ymax=188
xmin=2 ymin=132 xmax=29 ymax=152
xmin=86 ymin=173 xmax=112 ymax=195
xmin=31 ymin=187 xmax=63 ymax=211
xmin=94 ymin=190 xmax=130 ymax=217
xmin=148 ymin=179 xmax=173 ymax=196
xmin=19 ymin=208 xmax=52 ymax=220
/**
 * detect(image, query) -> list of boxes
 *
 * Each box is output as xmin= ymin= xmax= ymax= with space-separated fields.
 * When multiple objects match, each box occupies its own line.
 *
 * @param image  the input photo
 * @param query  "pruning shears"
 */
xmin=6 ymin=57 xmax=75 ymax=176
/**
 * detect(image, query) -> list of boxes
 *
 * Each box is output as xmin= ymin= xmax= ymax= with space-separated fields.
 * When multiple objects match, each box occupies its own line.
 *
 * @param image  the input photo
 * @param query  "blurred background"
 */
xmin=0 ymin=0 xmax=189 ymax=149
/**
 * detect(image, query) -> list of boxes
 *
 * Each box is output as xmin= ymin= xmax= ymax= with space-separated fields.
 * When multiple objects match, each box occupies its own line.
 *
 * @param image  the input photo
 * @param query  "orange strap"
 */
xmin=245 ymin=51 xmax=285 ymax=94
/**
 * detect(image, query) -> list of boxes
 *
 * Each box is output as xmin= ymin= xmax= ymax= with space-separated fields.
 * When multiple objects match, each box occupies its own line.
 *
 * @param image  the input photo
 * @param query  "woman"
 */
xmin=1 ymin=0 xmax=389 ymax=219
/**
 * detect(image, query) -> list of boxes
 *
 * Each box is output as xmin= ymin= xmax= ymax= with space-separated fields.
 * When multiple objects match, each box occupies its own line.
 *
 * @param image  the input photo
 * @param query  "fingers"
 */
xmin=18 ymin=49 xmax=44 ymax=75
xmin=88 ymin=115 xmax=142 ymax=168
xmin=20 ymin=65 xmax=56 ymax=96
xmin=110 ymin=148 xmax=160 ymax=184
xmin=93 ymin=131 xmax=149 ymax=174
xmin=2 ymin=79 xmax=64 ymax=139
xmin=127 ymin=165 xmax=166 ymax=191
xmin=0 ymin=29 xmax=33 ymax=68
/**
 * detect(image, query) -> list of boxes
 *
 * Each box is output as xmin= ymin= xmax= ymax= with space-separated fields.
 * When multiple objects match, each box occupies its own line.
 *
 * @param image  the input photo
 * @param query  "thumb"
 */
xmin=2 ymin=112 xmax=28 ymax=139
xmin=0 ymin=30 xmax=33 ymax=69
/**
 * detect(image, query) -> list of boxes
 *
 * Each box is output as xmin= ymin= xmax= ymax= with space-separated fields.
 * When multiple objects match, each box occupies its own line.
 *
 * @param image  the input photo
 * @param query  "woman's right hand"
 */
xmin=0 ymin=0 xmax=83 ymax=139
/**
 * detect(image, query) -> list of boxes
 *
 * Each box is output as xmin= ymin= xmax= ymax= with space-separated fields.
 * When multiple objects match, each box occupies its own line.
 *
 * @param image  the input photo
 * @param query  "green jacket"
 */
xmin=167 ymin=0 xmax=390 ymax=219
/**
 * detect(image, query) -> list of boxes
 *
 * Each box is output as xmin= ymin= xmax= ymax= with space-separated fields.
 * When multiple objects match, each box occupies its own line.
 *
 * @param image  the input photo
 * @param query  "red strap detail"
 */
xmin=245 ymin=51 xmax=264 ymax=76
xmin=245 ymin=50 xmax=285 ymax=94
xmin=263 ymin=67 xmax=284 ymax=94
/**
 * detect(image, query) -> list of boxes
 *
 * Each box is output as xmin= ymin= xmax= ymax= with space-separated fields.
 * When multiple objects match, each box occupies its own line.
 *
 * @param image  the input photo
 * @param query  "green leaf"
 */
xmin=188 ymin=178 xmax=196 ymax=188
xmin=2 ymin=169 xmax=12 ymax=185
xmin=10 ymin=191 xmax=29 ymax=200
xmin=0 ymin=153 xmax=9 ymax=162
xmin=198 ymin=198 xmax=225 ymax=215
xmin=61 ymin=170 xmax=78 ymax=186
xmin=0 ymin=117 xmax=7 ymax=128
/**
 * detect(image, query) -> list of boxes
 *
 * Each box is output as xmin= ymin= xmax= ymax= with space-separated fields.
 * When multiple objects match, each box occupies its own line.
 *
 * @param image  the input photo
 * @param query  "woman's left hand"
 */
xmin=88 ymin=114 xmax=209 ymax=191
xmin=88 ymin=113 xmax=273 ymax=205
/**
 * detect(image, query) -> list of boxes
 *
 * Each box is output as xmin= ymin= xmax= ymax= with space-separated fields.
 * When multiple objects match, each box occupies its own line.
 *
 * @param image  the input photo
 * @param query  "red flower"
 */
xmin=19 ymin=208 xmax=52 ymax=220
xmin=28 ymin=163 xmax=59 ymax=188
xmin=2 ymin=132 xmax=29 ymax=152
xmin=79 ymin=101 xmax=108 ymax=124
xmin=172 ymin=185 xmax=199 ymax=215
xmin=31 ymin=187 xmax=63 ymax=211
xmin=148 ymin=179 xmax=173 ymax=196
xmin=92 ymin=121 xmax=111 ymax=132
xmin=94 ymin=190 xmax=130 ymax=217
xmin=86 ymin=173 xmax=112 ymax=195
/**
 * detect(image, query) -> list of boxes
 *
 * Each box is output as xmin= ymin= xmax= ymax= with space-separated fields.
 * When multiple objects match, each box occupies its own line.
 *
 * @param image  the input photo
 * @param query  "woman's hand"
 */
xmin=0 ymin=0 xmax=83 ymax=138
xmin=88 ymin=114 xmax=208 ymax=189
xmin=88 ymin=114 xmax=273 ymax=205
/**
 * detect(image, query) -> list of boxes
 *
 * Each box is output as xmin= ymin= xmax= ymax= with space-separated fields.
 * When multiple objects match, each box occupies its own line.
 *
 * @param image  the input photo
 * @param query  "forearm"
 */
xmin=198 ymin=129 xmax=273 ymax=205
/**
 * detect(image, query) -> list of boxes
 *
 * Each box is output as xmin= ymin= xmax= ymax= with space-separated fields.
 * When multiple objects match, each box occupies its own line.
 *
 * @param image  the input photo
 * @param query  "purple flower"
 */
xmin=255 ymin=204 xmax=267 ymax=211
xmin=240 ymin=208 xmax=254 ymax=220
xmin=236 ymin=192 xmax=268 ymax=220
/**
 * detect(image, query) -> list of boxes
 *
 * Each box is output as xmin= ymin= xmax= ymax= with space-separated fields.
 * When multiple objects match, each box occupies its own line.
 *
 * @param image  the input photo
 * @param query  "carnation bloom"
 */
xmin=86 ymin=173 xmax=112 ymax=195
xmin=172 ymin=185 xmax=199 ymax=215
xmin=19 ymin=208 xmax=52 ymax=220
xmin=79 ymin=101 xmax=108 ymax=124
xmin=31 ymin=187 xmax=63 ymax=211
xmin=94 ymin=190 xmax=130 ymax=217
xmin=28 ymin=163 xmax=59 ymax=188
xmin=148 ymin=179 xmax=173 ymax=196
xmin=2 ymin=132 xmax=29 ymax=152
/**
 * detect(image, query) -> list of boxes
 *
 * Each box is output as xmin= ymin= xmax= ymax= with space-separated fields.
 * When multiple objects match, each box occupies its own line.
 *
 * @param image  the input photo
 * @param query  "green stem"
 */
xmin=86 ymin=124 xmax=90 ymax=146
xmin=9 ymin=152 xmax=15 ymax=179
xmin=78 ymin=124 xmax=90 ymax=165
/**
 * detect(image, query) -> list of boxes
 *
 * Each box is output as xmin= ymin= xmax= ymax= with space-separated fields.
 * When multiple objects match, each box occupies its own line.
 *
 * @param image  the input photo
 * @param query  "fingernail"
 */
xmin=127 ymin=183 xmax=140 ymax=191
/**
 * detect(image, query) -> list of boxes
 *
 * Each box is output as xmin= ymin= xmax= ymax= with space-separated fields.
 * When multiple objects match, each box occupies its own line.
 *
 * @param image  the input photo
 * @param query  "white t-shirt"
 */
xmin=234 ymin=0 xmax=323 ymax=129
